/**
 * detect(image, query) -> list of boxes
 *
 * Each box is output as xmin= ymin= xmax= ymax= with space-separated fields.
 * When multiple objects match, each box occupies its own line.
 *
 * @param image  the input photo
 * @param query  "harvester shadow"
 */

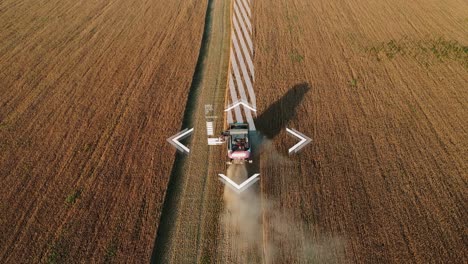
xmin=225 ymin=83 xmax=310 ymax=186
xmin=244 ymin=83 xmax=310 ymax=177
xmin=254 ymin=82 xmax=310 ymax=139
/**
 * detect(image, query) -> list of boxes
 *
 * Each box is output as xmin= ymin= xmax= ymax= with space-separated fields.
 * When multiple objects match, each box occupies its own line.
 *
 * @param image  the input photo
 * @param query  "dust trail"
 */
xmin=259 ymin=138 xmax=293 ymax=168
xmin=262 ymin=200 xmax=346 ymax=263
xmin=220 ymin=164 xmax=263 ymax=262
xmin=220 ymin=139 xmax=345 ymax=263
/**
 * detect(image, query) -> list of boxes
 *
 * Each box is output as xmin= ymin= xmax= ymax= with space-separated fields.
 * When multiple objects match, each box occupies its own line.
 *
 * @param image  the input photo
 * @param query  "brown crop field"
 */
xmin=0 ymin=0 xmax=208 ymax=262
xmin=1 ymin=0 xmax=467 ymax=263
xmin=253 ymin=0 xmax=467 ymax=263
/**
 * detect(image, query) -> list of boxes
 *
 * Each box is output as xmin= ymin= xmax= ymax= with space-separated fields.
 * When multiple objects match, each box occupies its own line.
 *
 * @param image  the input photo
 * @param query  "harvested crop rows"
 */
xmin=1 ymin=0 xmax=466 ymax=263
xmin=254 ymin=0 xmax=467 ymax=263
xmin=0 ymin=0 xmax=207 ymax=262
xmin=153 ymin=0 xmax=466 ymax=262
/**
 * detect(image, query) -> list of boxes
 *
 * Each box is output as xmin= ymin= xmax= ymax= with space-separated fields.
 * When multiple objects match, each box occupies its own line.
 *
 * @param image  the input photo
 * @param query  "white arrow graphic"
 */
xmin=286 ymin=128 xmax=312 ymax=154
xmin=167 ymin=128 xmax=194 ymax=154
xmin=224 ymin=100 xmax=257 ymax=112
xmin=218 ymin=173 xmax=260 ymax=193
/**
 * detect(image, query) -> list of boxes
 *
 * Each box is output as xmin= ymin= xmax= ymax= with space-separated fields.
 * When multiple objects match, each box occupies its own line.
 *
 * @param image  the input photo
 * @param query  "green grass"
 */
xmin=290 ymin=50 xmax=304 ymax=63
xmin=65 ymin=189 xmax=81 ymax=205
xmin=365 ymin=36 xmax=468 ymax=68
xmin=286 ymin=13 xmax=299 ymax=34
xmin=46 ymin=240 xmax=68 ymax=264
xmin=200 ymin=254 xmax=212 ymax=264
xmin=46 ymin=250 xmax=58 ymax=264
xmin=81 ymin=143 xmax=94 ymax=153
xmin=104 ymin=241 xmax=118 ymax=263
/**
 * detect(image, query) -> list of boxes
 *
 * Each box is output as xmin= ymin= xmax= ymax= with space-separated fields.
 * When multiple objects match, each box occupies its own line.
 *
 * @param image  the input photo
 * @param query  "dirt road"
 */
xmin=151 ymin=0 xmax=231 ymax=262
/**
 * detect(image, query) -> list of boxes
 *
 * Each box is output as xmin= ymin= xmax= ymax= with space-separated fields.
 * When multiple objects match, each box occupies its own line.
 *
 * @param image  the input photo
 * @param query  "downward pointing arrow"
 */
xmin=218 ymin=173 xmax=260 ymax=193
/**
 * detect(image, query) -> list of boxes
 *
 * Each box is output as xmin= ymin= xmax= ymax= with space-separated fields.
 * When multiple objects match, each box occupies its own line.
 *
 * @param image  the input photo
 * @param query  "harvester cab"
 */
xmin=220 ymin=123 xmax=252 ymax=165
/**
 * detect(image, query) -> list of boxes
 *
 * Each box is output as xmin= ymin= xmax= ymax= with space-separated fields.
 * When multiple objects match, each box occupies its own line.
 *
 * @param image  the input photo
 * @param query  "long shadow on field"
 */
xmin=254 ymin=83 xmax=310 ymax=139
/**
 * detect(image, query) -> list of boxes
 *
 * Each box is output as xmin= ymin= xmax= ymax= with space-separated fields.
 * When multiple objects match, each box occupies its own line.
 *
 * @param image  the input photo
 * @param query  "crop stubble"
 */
xmin=1 ymin=0 xmax=467 ymax=263
xmin=254 ymin=0 xmax=467 ymax=263
xmin=0 ymin=0 xmax=207 ymax=262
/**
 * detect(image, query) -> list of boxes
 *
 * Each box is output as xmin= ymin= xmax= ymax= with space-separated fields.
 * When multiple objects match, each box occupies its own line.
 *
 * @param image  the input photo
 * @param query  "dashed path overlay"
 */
xmin=226 ymin=0 xmax=256 ymax=130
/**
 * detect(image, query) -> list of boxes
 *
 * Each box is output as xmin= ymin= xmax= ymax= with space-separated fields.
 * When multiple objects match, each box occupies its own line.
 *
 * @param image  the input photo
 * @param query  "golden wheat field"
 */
xmin=254 ymin=0 xmax=467 ymax=263
xmin=0 ymin=0 xmax=208 ymax=262
xmin=0 ymin=0 xmax=466 ymax=263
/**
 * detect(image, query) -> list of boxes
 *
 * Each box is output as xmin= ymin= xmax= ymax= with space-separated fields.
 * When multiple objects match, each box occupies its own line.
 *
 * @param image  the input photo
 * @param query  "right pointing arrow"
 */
xmin=218 ymin=173 xmax=260 ymax=193
xmin=286 ymin=128 xmax=312 ymax=154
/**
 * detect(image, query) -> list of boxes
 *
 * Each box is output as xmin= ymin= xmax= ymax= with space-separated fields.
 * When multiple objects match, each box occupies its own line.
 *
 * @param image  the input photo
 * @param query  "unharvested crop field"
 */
xmin=254 ymin=0 xmax=467 ymax=263
xmin=0 ymin=0 xmax=208 ymax=262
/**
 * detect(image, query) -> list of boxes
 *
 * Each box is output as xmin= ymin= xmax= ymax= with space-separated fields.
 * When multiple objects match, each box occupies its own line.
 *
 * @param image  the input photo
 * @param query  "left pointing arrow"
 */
xmin=167 ymin=128 xmax=194 ymax=154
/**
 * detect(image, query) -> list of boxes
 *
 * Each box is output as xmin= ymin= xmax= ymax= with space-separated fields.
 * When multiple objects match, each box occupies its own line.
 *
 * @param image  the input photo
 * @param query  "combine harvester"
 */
xmin=219 ymin=123 xmax=252 ymax=165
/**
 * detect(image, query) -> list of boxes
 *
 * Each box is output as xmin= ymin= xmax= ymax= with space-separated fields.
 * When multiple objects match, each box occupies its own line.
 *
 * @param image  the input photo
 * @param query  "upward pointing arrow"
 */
xmin=224 ymin=100 xmax=257 ymax=112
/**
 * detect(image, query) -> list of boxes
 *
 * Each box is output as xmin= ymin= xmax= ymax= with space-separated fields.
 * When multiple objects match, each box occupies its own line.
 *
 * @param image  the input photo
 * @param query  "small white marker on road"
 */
xmin=206 ymin=121 xmax=214 ymax=136
xmin=208 ymin=138 xmax=224 ymax=145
